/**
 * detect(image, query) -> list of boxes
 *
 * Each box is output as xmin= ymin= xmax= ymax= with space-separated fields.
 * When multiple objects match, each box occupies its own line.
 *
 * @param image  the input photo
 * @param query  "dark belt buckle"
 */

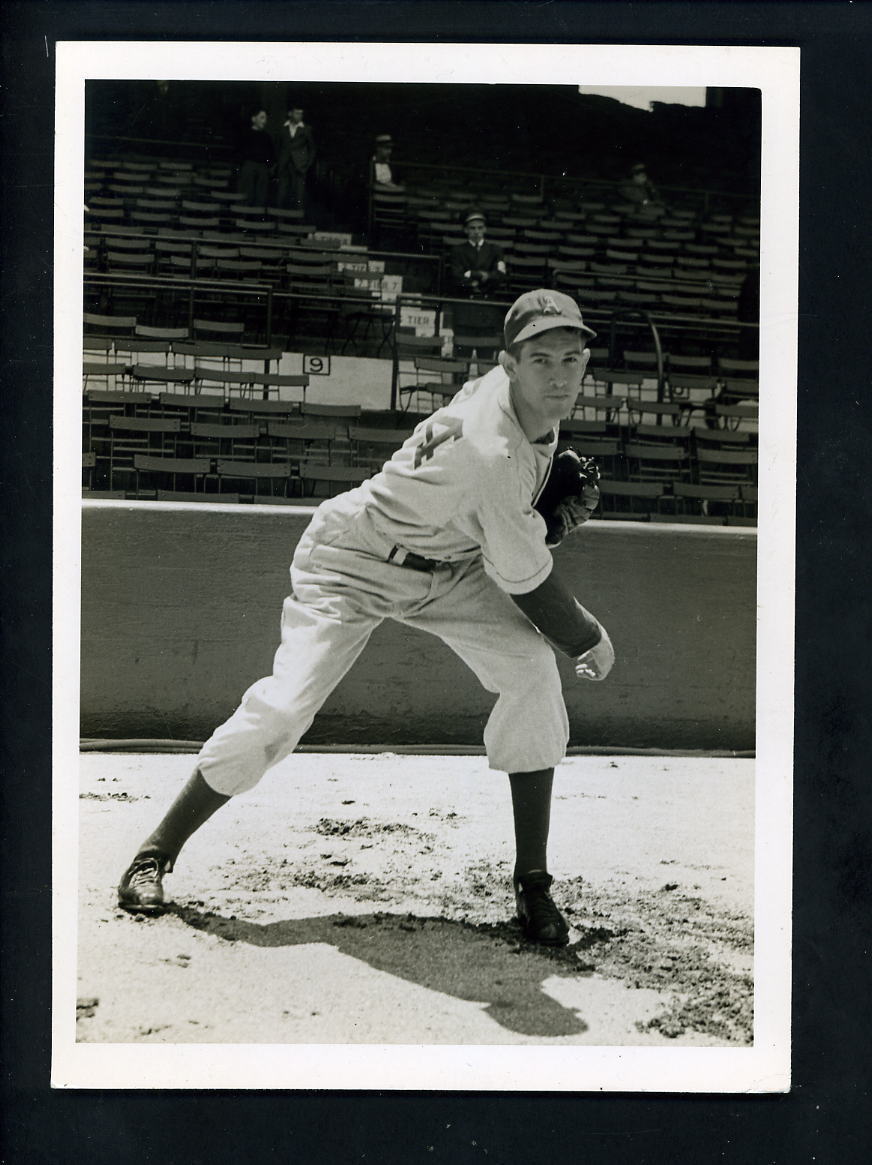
xmin=389 ymin=546 xmax=439 ymax=572
xmin=404 ymin=551 xmax=438 ymax=572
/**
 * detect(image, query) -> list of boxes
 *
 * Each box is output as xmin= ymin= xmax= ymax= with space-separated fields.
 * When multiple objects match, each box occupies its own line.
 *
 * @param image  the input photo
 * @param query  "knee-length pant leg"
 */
xmin=196 ymin=577 xmax=380 ymax=797
xmin=401 ymin=562 xmax=569 ymax=773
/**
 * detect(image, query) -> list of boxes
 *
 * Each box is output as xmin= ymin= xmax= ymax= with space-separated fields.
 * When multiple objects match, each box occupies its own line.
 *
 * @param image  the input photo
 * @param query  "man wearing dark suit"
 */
xmin=449 ymin=210 xmax=507 ymax=297
xmin=276 ymin=105 xmax=316 ymax=210
xmin=237 ymin=109 xmax=275 ymax=208
xmin=449 ymin=210 xmax=508 ymax=341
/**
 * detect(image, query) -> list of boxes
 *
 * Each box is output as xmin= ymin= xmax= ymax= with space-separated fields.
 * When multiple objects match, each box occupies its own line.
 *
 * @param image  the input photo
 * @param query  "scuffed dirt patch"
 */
xmin=75 ymin=752 xmax=757 ymax=1049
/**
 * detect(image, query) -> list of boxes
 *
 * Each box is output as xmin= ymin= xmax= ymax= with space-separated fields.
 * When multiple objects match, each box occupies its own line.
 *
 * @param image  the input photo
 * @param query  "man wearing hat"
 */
xmin=276 ymin=105 xmax=316 ymax=210
xmin=618 ymin=161 xmax=662 ymax=211
xmin=370 ymin=133 xmax=403 ymax=191
xmin=117 ymin=289 xmax=615 ymax=949
xmin=449 ymin=210 xmax=508 ymax=342
xmin=450 ymin=209 xmax=507 ymax=297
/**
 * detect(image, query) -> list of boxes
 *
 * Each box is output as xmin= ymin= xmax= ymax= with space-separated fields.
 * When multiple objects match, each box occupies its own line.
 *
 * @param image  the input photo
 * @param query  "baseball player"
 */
xmin=118 ymin=289 xmax=615 ymax=946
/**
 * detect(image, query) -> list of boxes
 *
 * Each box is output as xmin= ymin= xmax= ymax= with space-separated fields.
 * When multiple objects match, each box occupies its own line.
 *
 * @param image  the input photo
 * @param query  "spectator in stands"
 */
xmin=237 ymin=108 xmax=275 ymax=208
xmin=619 ymin=162 xmax=663 ymax=210
xmin=370 ymin=133 xmax=404 ymax=191
xmin=449 ymin=210 xmax=507 ymax=297
xmin=276 ymin=105 xmax=316 ymax=211
xmin=449 ymin=210 xmax=508 ymax=344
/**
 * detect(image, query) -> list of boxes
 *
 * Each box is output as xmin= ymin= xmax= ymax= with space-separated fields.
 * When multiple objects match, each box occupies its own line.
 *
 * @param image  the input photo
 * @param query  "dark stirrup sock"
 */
xmin=508 ymin=767 xmax=555 ymax=880
xmin=136 ymin=768 xmax=231 ymax=867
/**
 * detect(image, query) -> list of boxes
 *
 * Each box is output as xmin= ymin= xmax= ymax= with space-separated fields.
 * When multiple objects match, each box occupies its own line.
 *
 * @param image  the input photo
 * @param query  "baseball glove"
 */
xmin=535 ymin=447 xmax=601 ymax=547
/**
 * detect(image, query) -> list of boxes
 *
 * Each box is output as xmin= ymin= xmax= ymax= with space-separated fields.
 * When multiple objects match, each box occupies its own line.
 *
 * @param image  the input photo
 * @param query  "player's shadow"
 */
xmin=171 ymin=905 xmax=595 ymax=1038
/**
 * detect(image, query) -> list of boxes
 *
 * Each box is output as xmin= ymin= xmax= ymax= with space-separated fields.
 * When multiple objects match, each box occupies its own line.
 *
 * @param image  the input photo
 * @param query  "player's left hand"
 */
xmin=546 ymin=483 xmax=600 ymax=547
xmin=575 ymin=623 xmax=615 ymax=681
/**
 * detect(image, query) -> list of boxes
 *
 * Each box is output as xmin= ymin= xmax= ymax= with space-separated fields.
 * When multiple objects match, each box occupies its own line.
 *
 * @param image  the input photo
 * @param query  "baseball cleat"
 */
xmin=514 ymin=870 xmax=570 ymax=946
xmin=117 ymin=853 xmax=172 ymax=915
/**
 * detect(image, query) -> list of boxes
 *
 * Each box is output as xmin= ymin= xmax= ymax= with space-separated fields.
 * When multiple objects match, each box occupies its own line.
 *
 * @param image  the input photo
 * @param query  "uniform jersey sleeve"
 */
xmin=475 ymin=457 xmax=553 ymax=594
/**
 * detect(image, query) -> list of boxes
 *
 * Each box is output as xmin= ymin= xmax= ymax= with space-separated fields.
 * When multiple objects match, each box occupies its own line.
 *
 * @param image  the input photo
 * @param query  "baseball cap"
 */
xmin=374 ymin=133 xmax=393 ymax=144
xmin=504 ymin=289 xmax=597 ymax=349
xmin=464 ymin=210 xmax=486 ymax=226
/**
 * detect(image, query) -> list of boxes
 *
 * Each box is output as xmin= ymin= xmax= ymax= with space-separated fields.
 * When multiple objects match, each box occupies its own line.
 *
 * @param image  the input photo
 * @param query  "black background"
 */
xmin=2 ymin=3 xmax=870 ymax=1162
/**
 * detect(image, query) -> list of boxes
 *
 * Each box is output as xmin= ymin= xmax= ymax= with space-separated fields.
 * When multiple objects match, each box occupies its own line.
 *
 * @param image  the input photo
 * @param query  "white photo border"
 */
xmin=53 ymin=40 xmax=798 ymax=1093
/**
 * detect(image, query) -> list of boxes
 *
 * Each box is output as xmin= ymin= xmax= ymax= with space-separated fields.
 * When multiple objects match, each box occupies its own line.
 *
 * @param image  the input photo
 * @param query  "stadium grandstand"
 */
xmin=82 ymin=81 xmax=760 ymax=524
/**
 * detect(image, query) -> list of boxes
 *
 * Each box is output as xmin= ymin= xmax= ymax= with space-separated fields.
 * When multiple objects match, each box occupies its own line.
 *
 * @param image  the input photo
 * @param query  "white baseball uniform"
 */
xmin=196 ymin=364 xmax=570 ymax=796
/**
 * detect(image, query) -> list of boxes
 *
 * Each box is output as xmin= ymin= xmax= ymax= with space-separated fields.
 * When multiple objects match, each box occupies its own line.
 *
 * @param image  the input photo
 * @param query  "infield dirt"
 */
xmin=75 ymin=751 xmax=754 ymax=1047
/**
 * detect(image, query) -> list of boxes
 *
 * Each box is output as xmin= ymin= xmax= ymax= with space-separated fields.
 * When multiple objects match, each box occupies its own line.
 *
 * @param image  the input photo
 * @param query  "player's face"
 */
xmin=503 ymin=328 xmax=589 ymax=436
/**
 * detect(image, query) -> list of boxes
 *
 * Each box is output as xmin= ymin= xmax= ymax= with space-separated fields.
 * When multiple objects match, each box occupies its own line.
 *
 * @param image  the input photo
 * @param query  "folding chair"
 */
xmin=394 ymin=333 xmax=444 ymax=366
xmin=108 ymin=415 xmax=182 ymax=490
xmin=152 ymin=391 xmax=227 ymax=424
xmin=298 ymin=403 xmax=363 ymax=447
xmin=116 ymin=324 xmax=190 ymax=367
xmin=133 ymin=454 xmax=212 ymax=497
xmin=551 ymin=264 xmax=592 ymax=294
xmin=128 ymin=364 xmax=196 ymax=393
xmin=691 ymin=426 xmax=754 ymax=451
xmin=623 ymin=441 xmax=691 ymax=484
xmin=597 ymin=479 xmax=664 ymax=520
xmin=656 ymin=482 xmax=738 ymax=523
xmin=214 ymin=458 xmax=293 ymax=499
xmin=102 ymin=234 xmax=153 ymax=252
xmin=713 ymin=403 xmax=759 ymax=432
xmin=623 ymin=350 xmax=660 ymax=373
xmin=571 ymin=394 xmax=626 ymax=426
xmin=262 ymin=421 xmax=337 ymax=466
xmin=172 ymin=340 xmax=245 ymax=371
xmin=83 ymin=389 xmax=151 ymax=468
xmin=337 ymin=290 xmax=396 ymax=357
xmin=506 ymin=255 xmax=548 ymax=294
xmin=192 ymin=319 xmax=246 ymax=342
xmin=627 ymin=423 xmax=692 ymax=451
xmin=694 ymin=446 xmax=758 ymax=488
xmin=186 ymin=422 xmax=261 ymax=462
xmin=450 ymin=332 xmax=501 ymax=367
xmin=84 ymin=312 xmax=138 ymax=352
xmin=717 ymin=377 xmax=759 ymax=407
xmin=664 ymin=373 xmax=720 ymax=424
xmin=348 ymin=425 xmax=413 ymax=473
xmin=624 ymin=399 xmax=685 ymax=427
xmin=298 ymin=462 xmax=370 ymax=499
xmin=590 ymin=367 xmax=649 ymax=400
xmin=82 ymin=361 xmax=129 ymax=392
xmin=284 ymin=284 xmax=341 ymax=352
xmin=192 ymin=366 xmax=256 ymax=399
xmin=398 ymin=356 xmax=469 ymax=412
xmin=248 ymin=372 xmax=309 ymax=404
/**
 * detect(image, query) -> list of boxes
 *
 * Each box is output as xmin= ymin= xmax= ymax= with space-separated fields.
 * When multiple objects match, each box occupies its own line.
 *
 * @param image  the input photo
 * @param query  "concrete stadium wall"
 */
xmin=80 ymin=501 xmax=757 ymax=752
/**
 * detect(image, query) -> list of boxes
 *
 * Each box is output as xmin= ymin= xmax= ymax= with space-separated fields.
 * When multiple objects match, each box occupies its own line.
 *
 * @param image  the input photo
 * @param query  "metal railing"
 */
xmin=386 ymin=292 xmax=757 ymax=410
xmin=398 ymin=160 xmax=757 ymax=218
xmin=82 ymin=274 xmax=757 ymax=416
xmin=85 ymin=225 xmax=443 ymax=294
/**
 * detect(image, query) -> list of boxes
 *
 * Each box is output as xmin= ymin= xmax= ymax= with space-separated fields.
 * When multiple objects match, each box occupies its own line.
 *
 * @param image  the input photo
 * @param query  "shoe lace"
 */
xmin=128 ymin=856 xmax=163 ymax=887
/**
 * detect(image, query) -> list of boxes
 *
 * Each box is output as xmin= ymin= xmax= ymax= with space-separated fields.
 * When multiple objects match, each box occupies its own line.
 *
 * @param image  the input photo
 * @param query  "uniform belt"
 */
xmin=387 ymin=545 xmax=444 ymax=572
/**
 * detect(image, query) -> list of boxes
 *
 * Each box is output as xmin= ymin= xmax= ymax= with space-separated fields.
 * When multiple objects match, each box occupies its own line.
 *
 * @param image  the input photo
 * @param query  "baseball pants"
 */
xmin=196 ymin=495 xmax=570 ymax=795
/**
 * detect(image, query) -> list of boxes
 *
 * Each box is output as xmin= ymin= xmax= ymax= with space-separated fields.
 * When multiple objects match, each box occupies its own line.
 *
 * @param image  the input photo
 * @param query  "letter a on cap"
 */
xmin=539 ymin=294 xmax=561 ymax=315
